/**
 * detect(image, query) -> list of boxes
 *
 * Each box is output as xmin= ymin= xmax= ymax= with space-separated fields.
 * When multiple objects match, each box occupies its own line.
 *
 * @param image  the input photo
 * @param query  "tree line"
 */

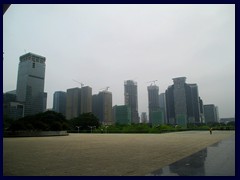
xmin=3 ymin=111 xmax=235 ymax=133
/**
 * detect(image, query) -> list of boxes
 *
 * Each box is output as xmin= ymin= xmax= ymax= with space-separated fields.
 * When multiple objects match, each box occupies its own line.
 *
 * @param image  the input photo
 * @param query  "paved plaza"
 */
xmin=3 ymin=130 xmax=235 ymax=176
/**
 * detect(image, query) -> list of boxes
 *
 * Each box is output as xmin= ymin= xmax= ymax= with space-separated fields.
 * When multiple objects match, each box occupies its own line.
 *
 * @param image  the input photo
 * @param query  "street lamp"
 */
xmin=105 ymin=126 xmax=109 ymax=133
xmin=76 ymin=126 xmax=81 ymax=133
xmin=88 ymin=126 xmax=96 ymax=133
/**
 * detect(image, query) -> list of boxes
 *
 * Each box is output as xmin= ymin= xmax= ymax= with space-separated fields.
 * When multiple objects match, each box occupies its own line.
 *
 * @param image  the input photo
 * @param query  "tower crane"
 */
xmin=72 ymin=79 xmax=84 ymax=88
xmin=146 ymin=80 xmax=158 ymax=86
xmin=99 ymin=86 xmax=110 ymax=91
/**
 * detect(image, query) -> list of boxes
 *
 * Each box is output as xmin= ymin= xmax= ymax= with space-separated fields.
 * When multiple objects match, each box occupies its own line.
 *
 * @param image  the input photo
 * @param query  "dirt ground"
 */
xmin=3 ymin=130 xmax=235 ymax=176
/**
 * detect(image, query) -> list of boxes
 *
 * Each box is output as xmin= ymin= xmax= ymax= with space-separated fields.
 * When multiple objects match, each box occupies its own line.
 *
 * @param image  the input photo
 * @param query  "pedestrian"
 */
xmin=209 ymin=128 xmax=212 ymax=135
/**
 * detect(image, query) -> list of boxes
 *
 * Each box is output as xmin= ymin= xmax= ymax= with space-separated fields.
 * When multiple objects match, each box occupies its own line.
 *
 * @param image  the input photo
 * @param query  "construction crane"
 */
xmin=72 ymin=79 xmax=84 ymax=88
xmin=147 ymin=80 xmax=158 ymax=86
xmin=99 ymin=86 xmax=110 ymax=91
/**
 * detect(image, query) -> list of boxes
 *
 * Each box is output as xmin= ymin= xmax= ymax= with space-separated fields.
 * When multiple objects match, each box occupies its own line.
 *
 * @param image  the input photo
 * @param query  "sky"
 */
xmin=3 ymin=4 xmax=235 ymax=118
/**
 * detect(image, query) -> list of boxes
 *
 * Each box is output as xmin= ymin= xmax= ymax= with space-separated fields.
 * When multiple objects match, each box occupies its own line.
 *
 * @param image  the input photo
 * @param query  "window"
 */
xmin=32 ymin=62 xmax=35 ymax=68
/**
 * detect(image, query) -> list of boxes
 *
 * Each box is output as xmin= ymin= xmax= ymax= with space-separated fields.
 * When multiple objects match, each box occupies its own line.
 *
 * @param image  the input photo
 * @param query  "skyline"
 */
xmin=3 ymin=4 xmax=235 ymax=118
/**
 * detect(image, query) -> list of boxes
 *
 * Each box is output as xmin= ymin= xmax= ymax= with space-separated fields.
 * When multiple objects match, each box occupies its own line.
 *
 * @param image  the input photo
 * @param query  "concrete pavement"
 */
xmin=3 ymin=130 xmax=235 ymax=176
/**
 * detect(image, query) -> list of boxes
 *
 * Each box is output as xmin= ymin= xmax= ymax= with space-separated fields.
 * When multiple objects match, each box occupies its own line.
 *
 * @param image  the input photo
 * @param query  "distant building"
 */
xmin=199 ymin=97 xmax=205 ymax=123
xmin=80 ymin=86 xmax=92 ymax=114
xmin=165 ymin=77 xmax=201 ymax=127
xmin=53 ymin=91 xmax=66 ymax=116
xmin=124 ymin=80 xmax=139 ymax=124
xmin=16 ymin=52 xmax=47 ymax=116
xmin=3 ymin=91 xmax=24 ymax=120
xmin=204 ymin=104 xmax=218 ymax=123
xmin=113 ymin=105 xmax=131 ymax=125
xmin=159 ymin=93 xmax=167 ymax=124
xmin=150 ymin=110 xmax=164 ymax=126
xmin=92 ymin=90 xmax=113 ymax=125
xmin=141 ymin=112 xmax=148 ymax=123
xmin=147 ymin=85 xmax=160 ymax=124
xmin=66 ymin=87 xmax=81 ymax=120
xmin=220 ymin=117 xmax=235 ymax=124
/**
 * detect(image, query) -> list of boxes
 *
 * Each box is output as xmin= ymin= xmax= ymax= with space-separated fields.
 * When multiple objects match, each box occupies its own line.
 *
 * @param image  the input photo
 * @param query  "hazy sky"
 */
xmin=3 ymin=4 xmax=235 ymax=118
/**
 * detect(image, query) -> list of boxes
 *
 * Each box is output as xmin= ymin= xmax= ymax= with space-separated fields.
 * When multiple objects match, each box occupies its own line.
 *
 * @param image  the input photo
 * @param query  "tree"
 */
xmin=69 ymin=113 xmax=100 ymax=131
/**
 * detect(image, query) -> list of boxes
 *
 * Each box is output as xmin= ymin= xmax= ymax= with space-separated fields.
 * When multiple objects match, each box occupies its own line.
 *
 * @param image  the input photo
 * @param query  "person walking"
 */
xmin=209 ymin=128 xmax=213 ymax=135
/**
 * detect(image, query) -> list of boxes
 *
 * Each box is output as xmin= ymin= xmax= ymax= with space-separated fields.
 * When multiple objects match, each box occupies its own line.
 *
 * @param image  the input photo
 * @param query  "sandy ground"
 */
xmin=3 ymin=130 xmax=235 ymax=176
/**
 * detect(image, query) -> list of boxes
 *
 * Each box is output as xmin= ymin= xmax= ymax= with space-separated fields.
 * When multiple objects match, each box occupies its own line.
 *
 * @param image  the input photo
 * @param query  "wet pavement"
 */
xmin=147 ymin=135 xmax=235 ymax=176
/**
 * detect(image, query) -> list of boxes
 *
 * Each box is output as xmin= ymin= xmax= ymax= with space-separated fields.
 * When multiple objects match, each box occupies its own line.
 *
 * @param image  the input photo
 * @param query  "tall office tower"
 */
xmin=172 ymin=77 xmax=188 ymax=126
xmin=66 ymin=87 xmax=81 ymax=120
xmin=204 ymin=104 xmax=218 ymax=123
xmin=147 ymin=85 xmax=160 ymax=124
xmin=80 ymin=86 xmax=92 ymax=114
xmin=112 ymin=105 xmax=131 ymax=125
xmin=165 ymin=77 xmax=201 ymax=127
xmin=16 ymin=52 xmax=47 ymax=116
xmin=141 ymin=112 xmax=148 ymax=123
xmin=92 ymin=90 xmax=113 ymax=125
xmin=53 ymin=91 xmax=66 ymax=116
xmin=185 ymin=84 xmax=200 ymax=123
xmin=124 ymin=80 xmax=139 ymax=124
xmin=159 ymin=93 xmax=167 ymax=124
xmin=199 ymin=97 xmax=205 ymax=123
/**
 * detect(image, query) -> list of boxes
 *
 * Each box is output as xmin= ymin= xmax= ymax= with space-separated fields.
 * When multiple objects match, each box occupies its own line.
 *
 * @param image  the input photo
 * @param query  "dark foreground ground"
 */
xmin=3 ymin=130 xmax=235 ymax=176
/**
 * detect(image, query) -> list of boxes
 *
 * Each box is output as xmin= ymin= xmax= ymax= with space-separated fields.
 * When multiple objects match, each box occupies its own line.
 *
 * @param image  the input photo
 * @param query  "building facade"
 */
xmin=3 ymin=91 xmax=24 ymax=120
xmin=204 ymin=104 xmax=218 ymax=123
xmin=16 ymin=52 xmax=47 ymax=116
xmin=80 ymin=86 xmax=92 ymax=114
xmin=141 ymin=112 xmax=148 ymax=123
xmin=53 ymin=91 xmax=66 ymax=116
xmin=165 ymin=77 xmax=201 ymax=127
xmin=66 ymin=87 xmax=81 ymax=120
xmin=92 ymin=90 xmax=113 ymax=125
xmin=124 ymin=80 xmax=139 ymax=124
xmin=159 ymin=93 xmax=167 ymax=124
xmin=147 ymin=85 xmax=160 ymax=124
xmin=113 ymin=105 xmax=131 ymax=125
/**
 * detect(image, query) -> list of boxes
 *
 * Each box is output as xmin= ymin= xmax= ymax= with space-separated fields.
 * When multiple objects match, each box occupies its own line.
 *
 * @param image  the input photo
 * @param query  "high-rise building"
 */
xmin=16 ymin=52 xmax=47 ymax=116
xmin=80 ymin=86 xmax=92 ymax=114
xmin=124 ymin=80 xmax=139 ymax=124
xmin=141 ymin=112 xmax=148 ymax=123
xmin=92 ymin=90 xmax=112 ymax=125
xmin=204 ymin=104 xmax=218 ymax=123
xmin=112 ymin=105 xmax=131 ymax=125
xmin=199 ymin=97 xmax=205 ymax=123
xmin=165 ymin=77 xmax=201 ymax=127
xmin=159 ymin=93 xmax=167 ymax=124
xmin=66 ymin=87 xmax=81 ymax=120
xmin=147 ymin=85 xmax=160 ymax=124
xmin=53 ymin=91 xmax=66 ymax=116
xmin=185 ymin=84 xmax=200 ymax=123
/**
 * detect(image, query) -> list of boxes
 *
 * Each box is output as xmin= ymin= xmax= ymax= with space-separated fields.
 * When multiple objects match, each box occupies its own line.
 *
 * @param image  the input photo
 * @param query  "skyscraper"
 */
xmin=159 ymin=93 xmax=167 ymax=124
xmin=124 ymin=80 xmax=139 ymax=124
xmin=147 ymin=85 xmax=160 ymax=124
xmin=93 ymin=90 xmax=113 ymax=125
xmin=165 ymin=77 xmax=201 ymax=126
xmin=53 ymin=91 xmax=66 ymax=116
xmin=16 ymin=52 xmax=47 ymax=116
xmin=66 ymin=87 xmax=81 ymax=120
xmin=80 ymin=86 xmax=92 ymax=114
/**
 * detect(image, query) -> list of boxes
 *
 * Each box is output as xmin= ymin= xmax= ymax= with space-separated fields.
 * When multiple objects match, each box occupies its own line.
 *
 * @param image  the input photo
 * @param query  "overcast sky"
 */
xmin=3 ymin=4 xmax=235 ymax=118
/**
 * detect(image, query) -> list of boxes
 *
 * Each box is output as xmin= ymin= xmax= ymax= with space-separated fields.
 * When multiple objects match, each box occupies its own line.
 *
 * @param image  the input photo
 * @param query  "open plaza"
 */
xmin=3 ymin=130 xmax=235 ymax=176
